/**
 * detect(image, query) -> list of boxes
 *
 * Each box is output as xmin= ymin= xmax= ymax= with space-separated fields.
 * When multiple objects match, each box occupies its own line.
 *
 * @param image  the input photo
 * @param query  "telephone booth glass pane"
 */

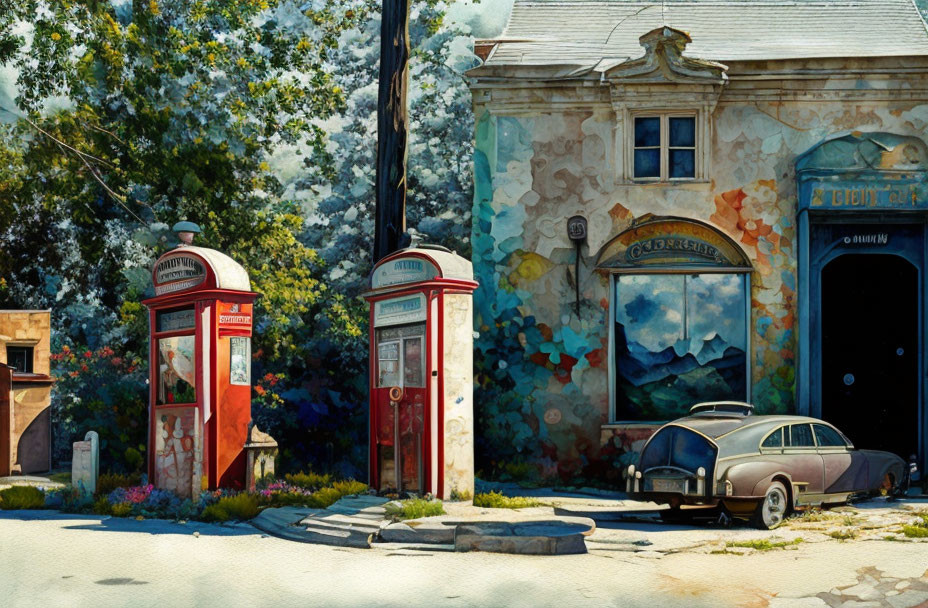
xmin=403 ymin=338 xmax=424 ymax=388
xmin=157 ymin=336 xmax=196 ymax=405
xmin=377 ymin=341 xmax=400 ymax=388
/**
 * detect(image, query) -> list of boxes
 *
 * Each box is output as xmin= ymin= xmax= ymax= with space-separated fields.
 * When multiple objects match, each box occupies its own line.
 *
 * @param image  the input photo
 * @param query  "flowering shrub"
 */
xmin=44 ymin=485 xmax=94 ymax=513
xmin=109 ymin=484 xmax=153 ymax=505
xmin=50 ymin=345 xmax=148 ymax=474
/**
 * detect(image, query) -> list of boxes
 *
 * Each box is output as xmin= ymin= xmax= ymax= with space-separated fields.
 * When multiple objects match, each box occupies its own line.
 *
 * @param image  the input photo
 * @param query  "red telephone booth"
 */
xmin=364 ymin=246 xmax=478 ymax=499
xmin=142 ymin=226 xmax=256 ymax=496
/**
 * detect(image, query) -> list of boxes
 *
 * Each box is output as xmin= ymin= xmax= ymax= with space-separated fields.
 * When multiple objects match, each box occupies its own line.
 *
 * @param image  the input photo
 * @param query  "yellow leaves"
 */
xmin=104 ymin=13 xmax=121 ymax=37
xmin=50 ymin=32 xmax=61 ymax=41
xmin=236 ymin=57 xmax=248 ymax=68
xmin=206 ymin=52 xmax=216 ymax=66
xmin=296 ymin=38 xmax=310 ymax=51
xmin=189 ymin=1 xmax=207 ymax=23
xmin=258 ymin=161 xmax=270 ymax=172
xmin=193 ymin=136 xmax=203 ymax=145
xmin=148 ymin=0 xmax=160 ymax=16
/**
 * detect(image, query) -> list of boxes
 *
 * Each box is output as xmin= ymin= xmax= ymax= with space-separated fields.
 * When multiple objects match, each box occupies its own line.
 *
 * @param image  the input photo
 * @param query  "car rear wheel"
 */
xmin=752 ymin=481 xmax=788 ymax=530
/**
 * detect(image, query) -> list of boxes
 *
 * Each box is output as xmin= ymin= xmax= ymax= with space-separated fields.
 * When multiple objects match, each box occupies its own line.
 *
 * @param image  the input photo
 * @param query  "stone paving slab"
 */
xmin=250 ymin=495 xmax=390 ymax=549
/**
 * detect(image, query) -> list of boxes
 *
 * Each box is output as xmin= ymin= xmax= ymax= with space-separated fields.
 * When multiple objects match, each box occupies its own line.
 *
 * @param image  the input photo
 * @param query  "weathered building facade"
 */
xmin=467 ymin=0 xmax=928 ymax=483
xmin=0 ymin=310 xmax=54 ymax=475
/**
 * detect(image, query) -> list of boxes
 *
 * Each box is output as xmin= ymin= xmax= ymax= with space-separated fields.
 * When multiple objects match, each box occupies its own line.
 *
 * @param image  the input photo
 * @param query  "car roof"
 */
xmin=668 ymin=414 xmax=824 ymax=440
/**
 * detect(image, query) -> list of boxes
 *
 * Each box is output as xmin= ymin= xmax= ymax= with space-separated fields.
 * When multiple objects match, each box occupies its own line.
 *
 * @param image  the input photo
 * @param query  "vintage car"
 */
xmin=625 ymin=402 xmax=908 ymax=528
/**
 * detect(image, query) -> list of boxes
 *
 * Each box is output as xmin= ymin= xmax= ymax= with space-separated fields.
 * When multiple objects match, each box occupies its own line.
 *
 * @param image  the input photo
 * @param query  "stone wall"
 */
xmin=0 ymin=310 xmax=51 ymax=375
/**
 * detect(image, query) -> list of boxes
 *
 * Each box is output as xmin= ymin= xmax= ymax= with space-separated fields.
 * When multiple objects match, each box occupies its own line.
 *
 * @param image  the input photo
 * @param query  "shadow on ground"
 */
xmin=0 ymin=509 xmax=261 ymax=537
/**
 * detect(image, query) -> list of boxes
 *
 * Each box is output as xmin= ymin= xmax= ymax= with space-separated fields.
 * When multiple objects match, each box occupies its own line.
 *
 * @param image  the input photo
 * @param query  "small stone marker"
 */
xmin=71 ymin=431 xmax=99 ymax=494
xmin=244 ymin=422 xmax=277 ymax=492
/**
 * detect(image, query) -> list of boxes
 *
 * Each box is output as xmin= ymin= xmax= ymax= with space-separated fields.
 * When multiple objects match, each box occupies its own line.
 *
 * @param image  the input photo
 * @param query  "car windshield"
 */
xmin=639 ymin=426 xmax=717 ymax=478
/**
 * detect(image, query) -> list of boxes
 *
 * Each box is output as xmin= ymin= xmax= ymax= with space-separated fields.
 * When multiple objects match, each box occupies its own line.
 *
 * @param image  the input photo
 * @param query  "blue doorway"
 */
xmin=797 ymin=132 xmax=928 ymax=470
xmin=817 ymin=248 xmax=920 ymax=458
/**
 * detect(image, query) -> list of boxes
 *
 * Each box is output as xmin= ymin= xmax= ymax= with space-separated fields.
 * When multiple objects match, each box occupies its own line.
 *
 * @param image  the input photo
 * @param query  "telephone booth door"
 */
xmin=374 ymin=323 xmax=426 ymax=494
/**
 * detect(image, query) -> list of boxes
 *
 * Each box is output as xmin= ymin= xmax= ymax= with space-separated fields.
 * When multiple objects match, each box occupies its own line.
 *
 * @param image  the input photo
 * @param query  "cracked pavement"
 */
xmin=0 ymin=498 xmax=925 ymax=607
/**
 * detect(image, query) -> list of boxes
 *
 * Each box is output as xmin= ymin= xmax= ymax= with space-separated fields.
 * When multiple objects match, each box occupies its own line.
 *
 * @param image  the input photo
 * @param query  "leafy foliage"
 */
xmin=0 ymin=0 xmax=481 ymax=476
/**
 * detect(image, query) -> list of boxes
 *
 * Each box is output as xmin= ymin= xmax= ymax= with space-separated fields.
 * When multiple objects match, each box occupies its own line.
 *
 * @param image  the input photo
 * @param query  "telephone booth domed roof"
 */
xmin=371 ymin=247 xmax=474 ymax=290
xmin=151 ymin=245 xmax=251 ymax=297
xmin=182 ymin=246 xmax=251 ymax=291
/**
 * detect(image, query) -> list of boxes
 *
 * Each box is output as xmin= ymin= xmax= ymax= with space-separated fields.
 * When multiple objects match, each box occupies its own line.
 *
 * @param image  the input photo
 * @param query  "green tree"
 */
xmin=0 ymin=0 xmax=375 ymax=471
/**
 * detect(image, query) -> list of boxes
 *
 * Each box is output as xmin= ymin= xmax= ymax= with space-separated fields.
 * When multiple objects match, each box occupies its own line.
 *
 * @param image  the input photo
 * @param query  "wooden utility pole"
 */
xmin=374 ymin=0 xmax=410 ymax=263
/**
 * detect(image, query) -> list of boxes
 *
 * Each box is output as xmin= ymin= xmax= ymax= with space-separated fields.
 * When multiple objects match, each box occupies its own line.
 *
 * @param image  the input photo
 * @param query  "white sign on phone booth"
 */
xmin=364 ymin=247 xmax=478 ymax=500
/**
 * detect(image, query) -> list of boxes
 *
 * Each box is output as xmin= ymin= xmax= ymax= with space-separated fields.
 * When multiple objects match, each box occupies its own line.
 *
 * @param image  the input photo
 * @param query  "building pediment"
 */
xmin=604 ymin=27 xmax=728 ymax=86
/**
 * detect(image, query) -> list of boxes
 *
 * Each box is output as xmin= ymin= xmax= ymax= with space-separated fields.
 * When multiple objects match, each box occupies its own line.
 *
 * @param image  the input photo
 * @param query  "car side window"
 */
xmin=788 ymin=424 xmax=815 ymax=447
xmin=813 ymin=424 xmax=847 ymax=448
xmin=761 ymin=427 xmax=783 ymax=448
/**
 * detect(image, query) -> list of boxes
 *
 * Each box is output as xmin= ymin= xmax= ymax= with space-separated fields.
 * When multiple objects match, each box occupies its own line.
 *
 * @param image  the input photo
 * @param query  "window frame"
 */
xmin=631 ymin=112 xmax=699 ymax=183
xmin=151 ymin=306 xmax=198 ymax=408
xmin=607 ymin=269 xmax=752 ymax=424
xmin=5 ymin=344 xmax=34 ymax=374
xmin=812 ymin=423 xmax=851 ymax=451
xmin=785 ymin=423 xmax=817 ymax=450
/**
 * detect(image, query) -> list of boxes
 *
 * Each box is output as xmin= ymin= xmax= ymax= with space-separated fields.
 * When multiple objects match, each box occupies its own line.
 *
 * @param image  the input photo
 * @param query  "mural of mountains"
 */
xmin=615 ymin=325 xmax=746 ymax=420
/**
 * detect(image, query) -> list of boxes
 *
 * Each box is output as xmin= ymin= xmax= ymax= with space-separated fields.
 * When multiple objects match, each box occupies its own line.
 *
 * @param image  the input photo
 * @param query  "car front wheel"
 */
xmin=752 ymin=481 xmax=789 ymax=529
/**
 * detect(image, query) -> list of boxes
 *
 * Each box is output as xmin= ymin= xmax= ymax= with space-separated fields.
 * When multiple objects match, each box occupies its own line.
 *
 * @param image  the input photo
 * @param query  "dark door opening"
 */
xmin=821 ymin=254 xmax=918 ymax=459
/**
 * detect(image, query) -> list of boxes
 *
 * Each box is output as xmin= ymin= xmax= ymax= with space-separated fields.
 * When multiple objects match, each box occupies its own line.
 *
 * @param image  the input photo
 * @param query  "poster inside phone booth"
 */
xmin=143 ymin=226 xmax=257 ymax=496
xmin=364 ymin=247 xmax=478 ymax=500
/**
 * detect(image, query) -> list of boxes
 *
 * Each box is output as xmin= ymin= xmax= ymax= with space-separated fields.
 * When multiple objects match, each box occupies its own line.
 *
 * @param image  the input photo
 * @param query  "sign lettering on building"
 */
xmin=156 ymin=308 xmax=196 ymax=332
xmin=218 ymin=302 xmax=252 ymax=330
xmin=154 ymin=255 xmax=207 ymax=295
xmin=810 ymin=184 xmax=922 ymax=209
xmin=374 ymin=293 xmax=427 ymax=327
xmin=842 ymin=233 xmax=889 ymax=246
xmin=372 ymin=257 xmax=439 ymax=288
xmin=627 ymin=237 xmax=723 ymax=264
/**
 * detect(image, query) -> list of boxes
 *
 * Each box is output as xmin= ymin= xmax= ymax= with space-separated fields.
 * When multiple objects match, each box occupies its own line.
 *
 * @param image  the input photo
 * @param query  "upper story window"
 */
xmin=6 ymin=345 xmax=33 ymax=373
xmin=633 ymin=114 xmax=697 ymax=181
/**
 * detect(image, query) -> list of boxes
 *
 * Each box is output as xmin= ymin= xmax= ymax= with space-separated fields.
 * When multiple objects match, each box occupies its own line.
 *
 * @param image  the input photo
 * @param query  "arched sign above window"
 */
xmin=596 ymin=215 xmax=752 ymax=272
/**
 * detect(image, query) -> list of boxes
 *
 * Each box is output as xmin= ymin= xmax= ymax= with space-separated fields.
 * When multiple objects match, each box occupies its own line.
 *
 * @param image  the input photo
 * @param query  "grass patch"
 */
xmin=111 ymin=502 xmax=132 ymax=517
xmin=385 ymin=498 xmax=445 ymax=520
xmin=828 ymin=529 xmax=858 ymax=541
xmin=901 ymin=512 xmax=928 ymax=538
xmin=92 ymin=496 xmax=112 ymax=515
xmin=725 ymin=538 xmax=803 ymax=552
xmin=473 ymin=491 xmax=546 ymax=509
xmin=901 ymin=525 xmax=928 ymax=538
xmin=284 ymin=471 xmax=332 ymax=490
xmin=300 ymin=480 xmax=369 ymax=509
xmin=0 ymin=486 xmax=46 ymax=509
xmin=200 ymin=493 xmax=261 ymax=522
xmin=449 ymin=488 xmax=472 ymax=502
xmin=47 ymin=472 xmax=72 ymax=485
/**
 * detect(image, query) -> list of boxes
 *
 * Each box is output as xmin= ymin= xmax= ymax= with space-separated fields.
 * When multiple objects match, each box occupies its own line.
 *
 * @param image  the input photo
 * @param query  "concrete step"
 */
xmin=380 ymin=521 xmax=455 ymax=544
xmin=371 ymin=542 xmax=456 ymax=552
xmin=298 ymin=515 xmax=384 ymax=533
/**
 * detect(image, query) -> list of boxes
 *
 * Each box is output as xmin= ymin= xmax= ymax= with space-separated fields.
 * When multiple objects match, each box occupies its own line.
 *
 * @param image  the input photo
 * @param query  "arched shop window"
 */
xmin=596 ymin=216 xmax=753 ymax=422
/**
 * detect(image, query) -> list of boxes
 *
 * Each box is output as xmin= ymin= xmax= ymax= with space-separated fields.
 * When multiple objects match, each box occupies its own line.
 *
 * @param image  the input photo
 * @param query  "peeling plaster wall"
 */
xmin=470 ymin=65 xmax=928 ymax=484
